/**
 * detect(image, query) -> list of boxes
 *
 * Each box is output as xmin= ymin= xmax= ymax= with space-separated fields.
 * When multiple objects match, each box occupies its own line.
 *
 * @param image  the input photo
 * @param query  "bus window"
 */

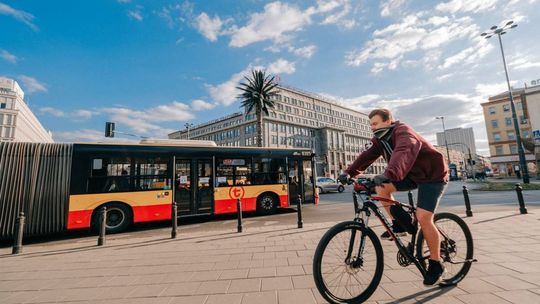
xmin=88 ymin=157 xmax=131 ymax=193
xmin=252 ymin=158 xmax=286 ymax=185
xmin=134 ymin=158 xmax=170 ymax=190
xmin=216 ymin=158 xmax=251 ymax=186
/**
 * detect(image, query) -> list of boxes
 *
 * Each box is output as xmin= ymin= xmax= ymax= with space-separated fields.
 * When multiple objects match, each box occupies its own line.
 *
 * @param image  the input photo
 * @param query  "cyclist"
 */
xmin=338 ymin=108 xmax=448 ymax=286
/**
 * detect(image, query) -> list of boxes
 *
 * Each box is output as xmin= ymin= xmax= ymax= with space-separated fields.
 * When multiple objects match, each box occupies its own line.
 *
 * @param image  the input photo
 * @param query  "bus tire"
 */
xmin=256 ymin=192 xmax=278 ymax=215
xmin=92 ymin=202 xmax=133 ymax=234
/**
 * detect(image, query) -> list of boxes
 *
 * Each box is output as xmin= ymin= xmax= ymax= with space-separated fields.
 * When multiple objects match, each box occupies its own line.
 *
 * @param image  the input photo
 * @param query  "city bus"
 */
xmin=0 ymin=140 xmax=315 ymax=240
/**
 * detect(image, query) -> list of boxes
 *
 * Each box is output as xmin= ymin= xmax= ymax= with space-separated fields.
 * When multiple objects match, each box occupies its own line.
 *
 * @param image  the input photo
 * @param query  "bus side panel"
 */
xmin=68 ymin=190 xmax=172 ymax=229
xmin=213 ymin=184 xmax=288 ymax=214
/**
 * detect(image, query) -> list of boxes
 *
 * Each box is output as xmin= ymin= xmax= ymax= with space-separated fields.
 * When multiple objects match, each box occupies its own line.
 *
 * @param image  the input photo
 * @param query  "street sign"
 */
xmin=533 ymin=129 xmax=540 ymax=140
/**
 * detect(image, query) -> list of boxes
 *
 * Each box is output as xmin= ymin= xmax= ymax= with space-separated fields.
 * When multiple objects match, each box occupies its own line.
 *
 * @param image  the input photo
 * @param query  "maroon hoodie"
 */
xmin=345 ymin=121 xmax=448 ymax=183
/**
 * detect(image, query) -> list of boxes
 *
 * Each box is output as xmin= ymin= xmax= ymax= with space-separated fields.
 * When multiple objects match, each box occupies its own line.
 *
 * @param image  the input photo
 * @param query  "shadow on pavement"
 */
xmin=384 ymin=285 xmax=457 ymax=304
xmin=473 ymin=213 xmax=524 ymax=224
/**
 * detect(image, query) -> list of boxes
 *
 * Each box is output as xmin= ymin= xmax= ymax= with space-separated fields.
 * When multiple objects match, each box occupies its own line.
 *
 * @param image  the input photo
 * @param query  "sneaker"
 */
xmin=423 ymin=259 xmax=446 ymax=286
xmin=380 ymin=220 xmax=408 ymax=240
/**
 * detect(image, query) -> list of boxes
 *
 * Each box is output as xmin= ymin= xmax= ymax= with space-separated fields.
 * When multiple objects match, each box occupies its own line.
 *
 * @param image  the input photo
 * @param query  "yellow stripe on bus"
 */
xmin=69 ymin=190 xmax=172 ymax=212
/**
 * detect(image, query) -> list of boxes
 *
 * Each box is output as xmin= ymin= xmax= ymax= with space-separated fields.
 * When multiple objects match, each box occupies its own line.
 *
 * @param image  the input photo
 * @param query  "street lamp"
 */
xmin=435 ymin=116 xmax=451 ymax=166
xmin=184 ymin=123 xmax=194 ymax=139
xmin=481 ymin=21 xmax=530 ymax=183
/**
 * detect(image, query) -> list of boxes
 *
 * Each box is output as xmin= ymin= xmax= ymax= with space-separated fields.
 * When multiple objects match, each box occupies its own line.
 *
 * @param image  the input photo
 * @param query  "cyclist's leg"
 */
xmin=375 ymin=183 xmax=397 ymax=219
xmin=416 ymin=182 xmax=447 ymax=260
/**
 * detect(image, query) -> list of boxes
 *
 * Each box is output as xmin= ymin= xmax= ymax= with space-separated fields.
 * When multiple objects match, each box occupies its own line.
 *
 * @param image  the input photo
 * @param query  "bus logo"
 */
xmin=229 ymin=186 xmax=245 ymax=199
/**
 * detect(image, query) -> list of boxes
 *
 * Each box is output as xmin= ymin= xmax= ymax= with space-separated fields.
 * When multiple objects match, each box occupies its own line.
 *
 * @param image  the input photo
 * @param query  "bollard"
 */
xmin=12 ymin=212 xmax=25 ymax=254
xmin=297 ymin=195 xmax=303 ymax=229
xmin=171 ymin=201 xmax=178 ymax=239
xmin=97 ymin=207 xmax=107 ymax=246
xmin=515 ymin=184 xmax=528 ymax=214
xmin=237 ymin=198 xmax=243 ymax=233
xmin=407 ymin=191 xmax=414 ymax=206
xmin=462 ymin=186 xmax=473 ymax=217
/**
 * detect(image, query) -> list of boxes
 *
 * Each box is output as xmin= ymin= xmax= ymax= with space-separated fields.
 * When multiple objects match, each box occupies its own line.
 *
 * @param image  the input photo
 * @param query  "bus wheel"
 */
xmin=93 ymin=203 xmax=132 ymax=234
xmin=256 ymin=193 xmax=277 ymax=215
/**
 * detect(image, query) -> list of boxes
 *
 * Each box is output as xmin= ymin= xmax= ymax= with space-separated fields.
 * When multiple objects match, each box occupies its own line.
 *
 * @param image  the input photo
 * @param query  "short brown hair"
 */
xmin=368 ymin=108 xmax=393 ymax=122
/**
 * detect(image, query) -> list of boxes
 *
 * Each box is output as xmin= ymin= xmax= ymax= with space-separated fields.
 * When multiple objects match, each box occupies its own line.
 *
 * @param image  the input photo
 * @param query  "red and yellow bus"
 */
xmin=0 ymin=140 xmax=315 ymax=238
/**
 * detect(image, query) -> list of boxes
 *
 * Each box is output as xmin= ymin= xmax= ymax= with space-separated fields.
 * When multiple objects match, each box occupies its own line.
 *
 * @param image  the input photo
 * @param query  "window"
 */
xmin=522 ymin=130 xmax=530 ymax=138
xmin=505 ymin=117 xmax=512 ymax=126
xmin=88 ymin=157 xmax=131 ymax=193
xmin=495 ymin=146 xmax=503 ymax=155
xmin=272 ymin=135 xmax=277 ymax=144
xmin=134 ymin=158 xmax=170 ymax=190
xmin=510 ymin=144 xmax=518 ymax=154
xmin=488 ymin=107 xmax=496 ymax=114
xmin=520 ymin=115 xmax=528 ymax=124
xmin=491 ymin=120 xmax=498 ymax=128
xmin=507 ymin=131 xmax=515 ymax=140
xmin=216 ymin=158 xmax=251 ymax=187
xmin=503 ymin=104 xmax=510 ymax=112
xmin=252 ymin=158 xmax=286 ymax=185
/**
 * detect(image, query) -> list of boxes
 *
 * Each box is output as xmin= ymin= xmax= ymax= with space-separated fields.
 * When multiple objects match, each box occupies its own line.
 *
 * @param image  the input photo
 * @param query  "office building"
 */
xmin=169 ymin=85 xmax=385 ymax=178
xmin=0 ymin=77 xmax=53 ymax=143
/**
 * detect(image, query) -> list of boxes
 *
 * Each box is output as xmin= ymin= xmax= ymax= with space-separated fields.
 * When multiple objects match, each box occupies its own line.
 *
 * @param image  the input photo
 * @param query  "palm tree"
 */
xmin=237 ymin=69 xmax=279 ymax=147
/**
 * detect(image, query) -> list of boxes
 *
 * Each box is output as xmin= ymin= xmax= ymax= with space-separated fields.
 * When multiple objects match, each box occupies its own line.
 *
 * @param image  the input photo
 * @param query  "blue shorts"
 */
xmin=392 ymin=178 xmax=447 ymax=213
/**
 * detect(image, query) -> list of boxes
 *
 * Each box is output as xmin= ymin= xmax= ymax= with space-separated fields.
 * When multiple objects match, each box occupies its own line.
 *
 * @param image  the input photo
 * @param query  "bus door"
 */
xmin=174 ymin=158 xmax=213 ymax=215
xmin=287 ymin=158 xmax=300 ymax=205
xmin=302 ymin=159 xmax=314 ymax=204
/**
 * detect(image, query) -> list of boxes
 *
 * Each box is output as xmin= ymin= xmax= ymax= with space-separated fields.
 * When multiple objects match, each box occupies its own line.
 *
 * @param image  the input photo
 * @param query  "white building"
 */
xmin=436 ymin=127 xmax=477 ymax=158
xmin=0 ymin=77 xmax=53 ymax=143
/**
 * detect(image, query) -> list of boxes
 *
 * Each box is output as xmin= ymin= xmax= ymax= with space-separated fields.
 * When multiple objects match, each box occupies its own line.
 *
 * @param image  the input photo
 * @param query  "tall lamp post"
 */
xmin=184 ymin=123 xmax=194 ymax=139
xmin=436 ymin=116 xmax=451 ymax=166
xmin=482 ymin=21 xmax=530 ymax=183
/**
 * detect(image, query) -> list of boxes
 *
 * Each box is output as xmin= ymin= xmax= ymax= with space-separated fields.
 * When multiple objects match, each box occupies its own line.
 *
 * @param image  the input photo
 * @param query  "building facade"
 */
xmin=481 ymin=88 xmax=536 ymax=177
xmin=524 ymin=83 xmax=540 ymax=179
xmin=169 ymin=85 xmax=386 ymax=178
xmin=436 ymin=127 xmax=477 ymax=157
xmin=0 ymin=77 xmax=53 ymax=143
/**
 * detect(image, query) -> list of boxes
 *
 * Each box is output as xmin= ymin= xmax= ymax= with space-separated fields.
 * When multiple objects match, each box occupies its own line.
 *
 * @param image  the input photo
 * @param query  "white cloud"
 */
xmin=39 ymin=107 xmax=97 ymax=120
xmin=508 ymin=54 xmax=540 ymax=70
xmin=475 ymin=82 xmax=516 ymax=98
xmin=195 ymin=13 xmax=222 ymax=41
xmin=439 ymin=38 xmax=493 ymax=69
xmin=18 ymin=75 xmax=47 ymax=93
xmin=191 ymin=99 xmax=216 ymax=111
xmin=267 ymin=58 xmax=296 ymax=75
xmin=53 ymin=129 xmax=121 ymax=143
xmin=319 ymin=0 xmax=356 ymax=29
xmin=0 ymin=2 xmax=37 ymax=31
xmin=346 ymin=13 xmax=481 ymax=73
xmin=436 ymin=0 xmax=499 ymax=14
xmin=380 ymin=0 xmax=406 ymax=17
xmin=289 ymin=45 xmax=317 ymax=58
xmin=128 ymin=5 xmax=143 ymax=21
xmin=229 ymin=2 xmax=313 ymax=47
xmin=117 ymin=0 xmax=131 ymax=3
xmin=0 ymin=49 xmax=17 ymax=63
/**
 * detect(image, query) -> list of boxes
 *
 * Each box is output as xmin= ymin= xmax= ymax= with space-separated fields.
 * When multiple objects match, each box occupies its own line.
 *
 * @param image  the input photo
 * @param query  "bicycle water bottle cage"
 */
xmin=390 ymin=205 xmax=415 ymax=234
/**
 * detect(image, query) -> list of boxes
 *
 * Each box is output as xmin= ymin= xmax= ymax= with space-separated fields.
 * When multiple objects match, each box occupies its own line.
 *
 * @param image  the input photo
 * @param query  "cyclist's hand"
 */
xmin=337 ymin=173 xmax=350 ymax=185
xmin=373 ymin=174 xmax=390 ymax=186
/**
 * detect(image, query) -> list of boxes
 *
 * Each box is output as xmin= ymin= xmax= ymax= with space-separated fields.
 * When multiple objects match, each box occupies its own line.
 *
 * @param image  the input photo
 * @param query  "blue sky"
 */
xmin=1 ymin=0 xmax=540 ymax=155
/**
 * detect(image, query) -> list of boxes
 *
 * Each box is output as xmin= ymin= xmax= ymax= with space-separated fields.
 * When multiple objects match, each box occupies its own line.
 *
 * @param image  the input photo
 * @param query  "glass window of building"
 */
xmin=491 ymin=120 xmax=498 ymax=128
xmin=510 ymin=144 xmax=518 ymax=154
xmin=488 ymin=106 xmax=496 ymax=114
xmin=507 ymin=131 xmax=515 ymax=140
xmin=522 ymin=130 xmax=530 ymax=138
xmin=505 ymin=117 xmax=512 ymax=126
xmin=520 ymin=115 xmax=528 ymax=124
xmin=495 ymin=146 xmax=503 ymax=155
xmin=503 ymin=104 xmax=510 ymax=112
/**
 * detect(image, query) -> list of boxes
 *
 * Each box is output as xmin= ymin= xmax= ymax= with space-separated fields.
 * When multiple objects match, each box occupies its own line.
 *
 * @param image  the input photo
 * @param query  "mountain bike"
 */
xmin=313 ymin=178 xmax=476 ymax=304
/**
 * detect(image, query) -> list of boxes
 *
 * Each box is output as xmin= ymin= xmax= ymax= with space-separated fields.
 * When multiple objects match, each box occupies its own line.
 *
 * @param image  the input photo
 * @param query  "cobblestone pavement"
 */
xmin=1 ymin=206 xmax=540 ymax=304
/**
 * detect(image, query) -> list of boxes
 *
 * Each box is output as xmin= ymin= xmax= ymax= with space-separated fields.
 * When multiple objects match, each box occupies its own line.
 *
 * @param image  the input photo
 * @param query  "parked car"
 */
xmin=316 ymin=177 xmax=345 ymax=193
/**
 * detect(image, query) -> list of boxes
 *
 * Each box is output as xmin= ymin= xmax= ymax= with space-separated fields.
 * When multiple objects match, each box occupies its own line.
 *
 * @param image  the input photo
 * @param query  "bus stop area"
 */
xmin=1 ymin=204 xmax=540 ymax=304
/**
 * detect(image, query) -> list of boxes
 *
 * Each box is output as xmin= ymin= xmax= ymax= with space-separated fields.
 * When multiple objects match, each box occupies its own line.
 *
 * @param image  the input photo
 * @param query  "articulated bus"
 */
xmin=0 ymin=140 xmax=316 ymax=240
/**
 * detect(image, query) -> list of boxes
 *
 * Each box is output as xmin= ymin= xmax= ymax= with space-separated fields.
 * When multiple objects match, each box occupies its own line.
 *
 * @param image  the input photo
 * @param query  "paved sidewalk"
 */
xmin=1 ymin=207 xmax=540 ymax=304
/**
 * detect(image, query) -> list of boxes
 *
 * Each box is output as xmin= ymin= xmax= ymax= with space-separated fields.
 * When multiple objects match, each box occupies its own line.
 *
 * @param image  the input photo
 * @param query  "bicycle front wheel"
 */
xmin=313 ymin=221 xmax=384 ymax=304
xmin=416 ymin=212 xmax=474 ymax=286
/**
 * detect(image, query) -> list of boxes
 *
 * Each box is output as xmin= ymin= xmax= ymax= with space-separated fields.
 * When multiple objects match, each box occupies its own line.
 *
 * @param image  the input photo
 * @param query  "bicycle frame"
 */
xmin=352 ymin=190 xmax=428 ymax=277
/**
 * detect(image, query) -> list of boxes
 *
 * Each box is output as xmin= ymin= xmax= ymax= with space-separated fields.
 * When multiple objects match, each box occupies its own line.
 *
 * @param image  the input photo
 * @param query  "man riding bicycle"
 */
xmin=339 ymin=108 xmax=448 ymax=286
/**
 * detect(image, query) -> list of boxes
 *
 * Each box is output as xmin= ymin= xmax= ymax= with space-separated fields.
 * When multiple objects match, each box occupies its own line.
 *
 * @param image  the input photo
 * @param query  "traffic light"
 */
xmin=105 ymin=122 xmax=115 ymax=137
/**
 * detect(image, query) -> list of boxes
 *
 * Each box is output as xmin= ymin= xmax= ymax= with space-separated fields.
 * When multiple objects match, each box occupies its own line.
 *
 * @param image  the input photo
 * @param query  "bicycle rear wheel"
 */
xmin=416 ymin=212 xmax=474 ymax=286
xmin=313 ymin=221 xmax=384 ymax=304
